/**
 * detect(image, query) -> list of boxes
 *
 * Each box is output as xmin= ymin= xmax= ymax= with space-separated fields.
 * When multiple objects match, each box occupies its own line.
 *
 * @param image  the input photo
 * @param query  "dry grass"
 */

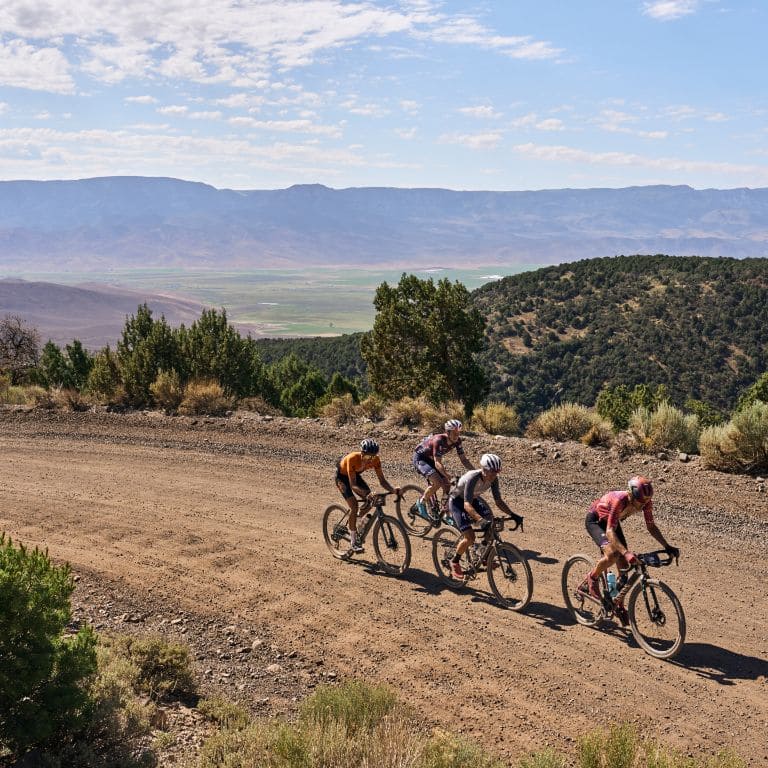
xmin=629 ymin=403 xmax=700 ymax=454
xmin=700 ymin=402 xmax=768 ymax=473
xmin=150 ymin=370 xmax=184 ymax=414
xmin=527 ymin=403 xmax=608 ymax=443
xmin=471 ymin=401 xmax=520 ymax=436
xmin=386 ymin=396 xmax=441 ymax=429
xmin=178 ymin=378 xmax=232 ymax=416
xmin=320 ymin=393 xmax=358 ymax=425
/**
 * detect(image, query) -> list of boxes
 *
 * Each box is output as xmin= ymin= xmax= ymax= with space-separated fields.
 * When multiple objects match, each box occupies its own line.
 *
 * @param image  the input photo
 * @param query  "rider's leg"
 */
xmin=423 ymin=472 xmax=446 ymax=508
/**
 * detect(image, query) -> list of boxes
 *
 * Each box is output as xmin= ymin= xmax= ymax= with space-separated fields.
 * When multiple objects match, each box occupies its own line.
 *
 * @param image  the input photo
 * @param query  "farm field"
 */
xmin=1 ymin=410 xmax=766 ymax=764
xmin=7 ymin=265 xmax=534 ymax=336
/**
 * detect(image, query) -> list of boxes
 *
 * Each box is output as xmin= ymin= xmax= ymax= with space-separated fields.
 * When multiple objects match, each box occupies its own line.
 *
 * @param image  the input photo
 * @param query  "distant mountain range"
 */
xmin=0 ymin=279 xmax=210 ymax=348
xmin=1 ymin=177 xmax=767 ymax=270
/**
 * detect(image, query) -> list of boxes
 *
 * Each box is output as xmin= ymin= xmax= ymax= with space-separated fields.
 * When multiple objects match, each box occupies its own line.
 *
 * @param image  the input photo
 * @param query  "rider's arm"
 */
xmin=455 ymin=441 xmax=474 ymax=471
xmin=490 ymin=479 xmax=513 ymax=516
xmin=373 ymin=458 xmax=397 ymax=495
xmin=643 ymin=501 xmax=671 ymax=548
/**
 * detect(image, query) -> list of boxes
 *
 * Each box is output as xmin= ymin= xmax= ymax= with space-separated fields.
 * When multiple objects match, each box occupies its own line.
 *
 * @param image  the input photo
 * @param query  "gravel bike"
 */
xmin=561 ymin=549 xmax=686 ymax=659
xmin=431 ymin=513 xmax=532 ymax=611
xmin=322 ymin=492 xmax=411 ymax=575
xmin=396 ymin=479 xmax=457 ymax=537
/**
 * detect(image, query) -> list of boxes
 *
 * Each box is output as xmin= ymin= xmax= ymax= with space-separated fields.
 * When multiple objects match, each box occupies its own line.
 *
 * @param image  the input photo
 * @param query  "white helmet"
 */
xmin=360 ymin=438 xmax=380 ymax=455
xmin=445 ymin=419 xmax=462 ymax=432
xmin=480 ymin=453 xmax=502 ymax=472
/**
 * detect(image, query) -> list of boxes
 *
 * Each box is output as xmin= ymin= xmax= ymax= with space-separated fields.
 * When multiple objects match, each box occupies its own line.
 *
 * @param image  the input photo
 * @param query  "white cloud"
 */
xmin=125 ymin=95 xmax=158 ymax=104
xmin=395 ymin=127 xmax=417 ymax=139
xmin=705 ymin=112 xmax=729 ymax=122
xmin=642 ymin=1 xmax=700 ymax=21
xmin=157 ymin=105 xmax=189 ymax=116
xmin=0 ymin=39 xmax=74 ymax=93
xmin=536 ymin=118 xmax=564 ymax=131
xmin=189 ymin=111 xmax=222 ymax=121
xmin=227 ymin=117 xmax=342 ymax=136
xmin=0 ymin=102 xmax=8 ymax=114
xmin=400 ymin=99 xmax=420 ymax=114
xmin=35 ymin=111 xmax=52 ymax=121
xmin=439 ymin=131 xmax=503 ymax=149
xmin=458 ymin=105 xmax=501 ymax=119
xmin=509 ymin=113 xmax=538 ymax=128
xmin=513 ymin=142 xmax=768 ymax=182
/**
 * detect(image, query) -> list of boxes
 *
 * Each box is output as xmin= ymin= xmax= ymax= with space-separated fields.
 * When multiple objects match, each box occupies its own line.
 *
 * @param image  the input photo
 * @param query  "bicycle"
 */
xmin=396 ymin=478 xmax=457 ymax=537
xmin=322 ymin=492 xmax=412 ymax=575
xmin=561 ymin=549 xmax=686 ymax=659
xmin=431 ymin=513 xmax=532 ymax=611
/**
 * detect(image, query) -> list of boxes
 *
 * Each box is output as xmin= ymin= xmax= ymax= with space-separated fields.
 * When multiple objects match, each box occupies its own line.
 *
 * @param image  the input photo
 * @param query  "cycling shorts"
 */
xmin=412 ymin=452 xmax=438 ymax=479
xmin=585 ymin=510 xmax=627 ymax=550
xmin=449 ymin=496 xmax=491 ymax=532
xmin=335 ymin=466 xmax=371 ymax=501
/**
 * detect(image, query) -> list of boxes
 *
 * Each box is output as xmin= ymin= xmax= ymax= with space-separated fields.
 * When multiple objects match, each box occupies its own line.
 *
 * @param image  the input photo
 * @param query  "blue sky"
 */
xmin=1 ymin=0 xmax=766 ymax=191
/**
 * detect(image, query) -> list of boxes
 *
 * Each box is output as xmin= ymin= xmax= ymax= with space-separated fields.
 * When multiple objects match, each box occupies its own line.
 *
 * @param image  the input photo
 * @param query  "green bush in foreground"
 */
xmin=0 ymin=534 xmax=98 ymax=757
xmin=526 ymin=403 xmax=609 ymax=443
xmin=629 ymin=402 xmax=700 ymax=454
xmin=472 ymin=401 xmax=520 ymax=436
xmin=699 ymin=401 xmax=768 ymax=473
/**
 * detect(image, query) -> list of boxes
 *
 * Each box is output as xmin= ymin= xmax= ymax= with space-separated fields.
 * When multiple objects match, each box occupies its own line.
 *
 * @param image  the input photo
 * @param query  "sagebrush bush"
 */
xmin=0 ymin=534 xmax=98 ymax=757
xmin=236 ymin=395 xmax=282 ymax=416
xmin=321 ymin=393 xmax=358 ymax=425
xmin=26 ymin=384 xmax=55 ymax=408
xmin=420 ymin=729 xmax=505 ymax=768
xmin=386 ymin=396 xmax=440 ymax=429
xmin=699 ymin=402 xmax=768 ymax=473
xmin=0 ymin=384 xmax=29 ymax=404
xmin=300 ymin=680 xmax=398 ymax=734
xmin=472 ymin=401 xmax=520 ymax=436
xmin=52 ymin=386 xmax=91 ymax=412
xmin=116 ymin=635 xmax=196 ymax=702
xmin=178 ymin=378 xmax=232 ymax=416
xmin=526 ymin=403 xmax=606 ymax=442
xmin=198 ymin=695 xmax=251 ymax=731
xmin=149 ymin=369 xmax=183 ymax=413
xmin=629 ymin=403 xmax=700 ymax=454
xmin=357 ymin=394 xmax=387 ymax=422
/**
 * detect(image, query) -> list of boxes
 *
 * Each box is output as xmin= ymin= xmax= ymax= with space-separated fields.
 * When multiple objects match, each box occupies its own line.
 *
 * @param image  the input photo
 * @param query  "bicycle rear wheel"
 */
xmin=322 ymin=504 xmax=352 ymax=560
xmin=627 ymin=579 xmax=686 ymax=659
xmin=372 ymin=515 xmax=411 ymax=575
xmin=431 ymin=527 xmax=465 ymax=588
xmin=486 ymin=543 xmax=533 ymax=611
xmin=561 ymin=554 xmax=602 ymax=626
xmin=395 ymin=484 xmax=434 ymax=537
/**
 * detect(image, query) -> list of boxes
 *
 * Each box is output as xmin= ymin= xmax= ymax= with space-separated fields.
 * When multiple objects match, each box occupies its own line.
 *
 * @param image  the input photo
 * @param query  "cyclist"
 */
xmin=335 ymin=438 xmax=400 ymax=555
xmin=582 ymin=476 xmax=680 ymax=616
xmin=412 ymin=419 xmax=474 ymax=518
xmin=447 ymin=452 xmax=522 ymax=580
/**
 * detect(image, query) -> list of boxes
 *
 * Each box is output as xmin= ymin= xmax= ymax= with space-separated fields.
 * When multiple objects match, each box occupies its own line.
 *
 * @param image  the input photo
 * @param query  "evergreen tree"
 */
xmin=361 ymin=274 xmax=487 ymax=414
xmin=37 ymin=340 xmax=72 ymax=388
xmin=65 ymin=340 xmax=94 ymax=390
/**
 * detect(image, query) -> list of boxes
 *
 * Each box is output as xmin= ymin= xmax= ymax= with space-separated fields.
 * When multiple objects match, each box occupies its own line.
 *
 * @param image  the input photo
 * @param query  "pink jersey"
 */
xmin=590 ymin=490 xmax=655 ymax=530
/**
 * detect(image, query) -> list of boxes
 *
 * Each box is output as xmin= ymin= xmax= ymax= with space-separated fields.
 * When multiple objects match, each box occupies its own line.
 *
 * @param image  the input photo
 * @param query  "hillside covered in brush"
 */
xmin=474 ymin=255 xmax=768 ymax=422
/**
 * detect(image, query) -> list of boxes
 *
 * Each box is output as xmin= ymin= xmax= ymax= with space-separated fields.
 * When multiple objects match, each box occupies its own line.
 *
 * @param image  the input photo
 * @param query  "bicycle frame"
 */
xmin=456 ymin=513 xmax=522 ymax=581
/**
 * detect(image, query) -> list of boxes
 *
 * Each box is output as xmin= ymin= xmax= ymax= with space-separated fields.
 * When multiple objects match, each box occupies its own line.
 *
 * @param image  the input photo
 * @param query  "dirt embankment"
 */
xmin=1 ymin=409 xmax=766 ymax=764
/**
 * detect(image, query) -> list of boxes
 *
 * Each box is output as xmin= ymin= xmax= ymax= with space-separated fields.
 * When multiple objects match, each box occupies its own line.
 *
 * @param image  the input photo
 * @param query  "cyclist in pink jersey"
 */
xmin=583 ymin=476 xmax=679 ymax=608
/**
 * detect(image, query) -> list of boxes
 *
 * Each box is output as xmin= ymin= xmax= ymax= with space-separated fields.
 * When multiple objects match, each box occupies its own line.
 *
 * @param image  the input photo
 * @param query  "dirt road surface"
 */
xmin=1 ymin=410 xmax=766 ymax=764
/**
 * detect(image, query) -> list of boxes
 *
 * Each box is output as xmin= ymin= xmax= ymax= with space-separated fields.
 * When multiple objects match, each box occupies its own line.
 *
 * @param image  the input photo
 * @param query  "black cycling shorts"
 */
xmin=449 ymin=496 xmax=491 ymax=532
xmin=585 ymin=510 xmax=627 ymax=550
xmin=335 ymin=467 xmax=371 ymax=501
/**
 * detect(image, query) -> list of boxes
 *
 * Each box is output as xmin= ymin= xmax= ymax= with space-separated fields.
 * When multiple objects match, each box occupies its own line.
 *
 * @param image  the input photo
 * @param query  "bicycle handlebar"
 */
xmin=637 ymin=549 xmax=678 ymax=568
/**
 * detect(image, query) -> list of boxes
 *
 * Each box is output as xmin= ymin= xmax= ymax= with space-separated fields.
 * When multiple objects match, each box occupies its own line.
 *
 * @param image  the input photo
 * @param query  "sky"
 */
xmin=1 ymin=0 xmax=767 ymax=191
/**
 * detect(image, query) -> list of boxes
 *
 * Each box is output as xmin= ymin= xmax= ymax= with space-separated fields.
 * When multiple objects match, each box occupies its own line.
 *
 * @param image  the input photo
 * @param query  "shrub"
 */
xmin=0 ymin=382 xmax=28 ymax=404
xmin=629 ymin=403 xmax=700 ymax=454
xmin=117 ymin=636 xmax=196 ymax=703
xmin=321 ymin=393 xmax=358 ymax=425
xmin=579 ymin=723 xmax=638 ymax=768
xmin=684 ymin=398 xmax=725 ymax=428
xmin=386 ymin=396 xmax=440 ymax=429
xmin=596 ymin=383 xmax=670 ymax=430
xmin=26 ymin=384 xmax=55 ymax=408
xmin=52 ymin=387 xmax=91 ymax=412
xmin=700 ymin=402 xmax=768 ymax=473
xmin=236 ymin=395 xmax=282 ymax=416
xmin=86 ymin=347 xmax=122 ymax=401
xmin=527 ymin=403 xmax=607 ymax=443
xmin=472 ymin=401 xmax=520 ymax=436
xmin=517 ymin=749 xmax=566 ymax=768
xmin=149 ymin=369 xmax=184 ymax=413
xmin=198 ymin=696 xmax=250 ymax=731
xmin=358 ymin=393 xmax=387 ymax=422
xmin=299 ymin=680 xmax=398 ymax=734
xmin=178 ymin=378 xmax=232 ymax=416
xmin=420 ymin=729 xmax=505 ymax=768
xmin=0 ymin=534 xmax=98 ymax=757
xmin=736 ymin=371 xmax=768 ymax=411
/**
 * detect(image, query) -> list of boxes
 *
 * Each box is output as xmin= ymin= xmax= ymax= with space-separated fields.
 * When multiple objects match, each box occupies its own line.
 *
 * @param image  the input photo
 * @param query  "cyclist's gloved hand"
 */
xmin=666 ymin=545 xmax=680 ymax=561
xmin=478 ymin=517 xmax=493 ymax=532
xmin=623 ymin=551 xmax=639 ymax=567
xmin=510 ymin=512 xmax=524 ymax=530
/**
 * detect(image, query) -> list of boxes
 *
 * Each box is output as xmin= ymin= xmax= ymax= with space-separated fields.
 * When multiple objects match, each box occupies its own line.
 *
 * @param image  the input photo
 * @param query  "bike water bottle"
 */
xmin=606 ymin=571 xmax=618 ymax=598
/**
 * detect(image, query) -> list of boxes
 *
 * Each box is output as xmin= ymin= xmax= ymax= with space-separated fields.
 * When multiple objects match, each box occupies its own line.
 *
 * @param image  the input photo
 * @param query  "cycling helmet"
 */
xmin=628 ymin=475 xmax=653 ymax=503
xmin=360 ymin=438 xmax=380 ymax=455
xmin=444 ymin=419 xmax=463 ymax=432
xmin=480 ymin=453 xmax=502 ymax=472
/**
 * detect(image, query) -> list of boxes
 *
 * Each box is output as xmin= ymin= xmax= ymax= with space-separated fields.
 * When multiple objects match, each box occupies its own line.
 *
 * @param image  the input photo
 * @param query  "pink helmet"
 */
xmin=628 ymin=475 xmax=653 ymax=503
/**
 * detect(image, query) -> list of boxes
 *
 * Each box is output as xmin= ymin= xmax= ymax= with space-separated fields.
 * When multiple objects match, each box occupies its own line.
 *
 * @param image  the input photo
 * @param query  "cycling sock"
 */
xmin=350 ymin=530 xmax=358 ymax=545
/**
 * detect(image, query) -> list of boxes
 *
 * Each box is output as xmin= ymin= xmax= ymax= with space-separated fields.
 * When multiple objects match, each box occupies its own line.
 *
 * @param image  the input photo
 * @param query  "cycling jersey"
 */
xmin=590 ymin=490 xmax=654 ymax=530
xmin=414 ymin=433 xmax=465 ymax=463
xmin=338 ymin=451 xmax=382 ymax=479
xmin=451 ymin=468 xmax=502 ymax=504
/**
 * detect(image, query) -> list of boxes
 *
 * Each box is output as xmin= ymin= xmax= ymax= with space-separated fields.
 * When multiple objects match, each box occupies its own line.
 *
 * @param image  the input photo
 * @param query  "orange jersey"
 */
xmin=338 ymin=451 xmax=382 ymax=480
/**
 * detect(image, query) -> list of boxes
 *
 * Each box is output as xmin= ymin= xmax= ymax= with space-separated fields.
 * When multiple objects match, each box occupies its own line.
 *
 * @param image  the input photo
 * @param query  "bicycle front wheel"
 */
xmin=431 ymin=527 xmax=467 ymax=588
xmin=627 ymin=579 xmax=686 ymax=659
xmin=395 ymin=484 xmax=434 ymax=537
xmin=322 ymin=504 xmax=352 ymax=560
xmin=486 ymin=543 xmax=533 ymax=611
xmin=561 ymin=554 xmax=602 ymax=627
xmin=372 ymin=515 xmax=412 ymax=575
